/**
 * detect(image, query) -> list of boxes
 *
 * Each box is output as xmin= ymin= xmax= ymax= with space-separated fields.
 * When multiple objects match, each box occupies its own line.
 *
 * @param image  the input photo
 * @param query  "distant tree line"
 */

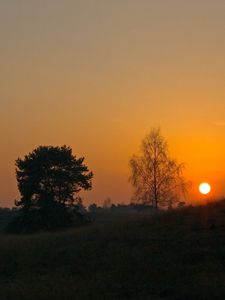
xmin=88 ymin=201 xmax=186 ymax=214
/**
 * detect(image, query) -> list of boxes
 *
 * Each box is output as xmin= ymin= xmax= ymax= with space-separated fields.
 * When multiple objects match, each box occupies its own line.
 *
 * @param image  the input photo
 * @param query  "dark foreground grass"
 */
xmin=1 ymin=201 xmax=225 ymax=300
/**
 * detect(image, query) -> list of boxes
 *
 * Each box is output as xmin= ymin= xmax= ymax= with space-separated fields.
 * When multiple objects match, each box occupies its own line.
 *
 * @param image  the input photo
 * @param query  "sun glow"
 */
xmin=199 ymin=182 xmax=211 ymax=195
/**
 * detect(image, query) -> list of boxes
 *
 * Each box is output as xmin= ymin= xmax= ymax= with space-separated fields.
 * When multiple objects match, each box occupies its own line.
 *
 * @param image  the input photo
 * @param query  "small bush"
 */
xmin=5 ymin=205 xmax=91 ymax=234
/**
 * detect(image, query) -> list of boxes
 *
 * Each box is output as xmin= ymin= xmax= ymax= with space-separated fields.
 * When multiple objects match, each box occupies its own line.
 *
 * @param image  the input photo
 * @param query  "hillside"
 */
xmin=1 ymin=201 xmax=225 ymax=300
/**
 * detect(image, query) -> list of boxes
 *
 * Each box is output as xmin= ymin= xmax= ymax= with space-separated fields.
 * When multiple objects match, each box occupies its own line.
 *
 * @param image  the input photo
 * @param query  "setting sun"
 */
xmin=199 ymin=182 xmax=211 ymax=195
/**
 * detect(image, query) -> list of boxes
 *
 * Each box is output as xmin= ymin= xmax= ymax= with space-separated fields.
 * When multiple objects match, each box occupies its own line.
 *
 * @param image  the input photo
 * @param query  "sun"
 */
xmin=199 ymin=182 xmax=211 ymax=195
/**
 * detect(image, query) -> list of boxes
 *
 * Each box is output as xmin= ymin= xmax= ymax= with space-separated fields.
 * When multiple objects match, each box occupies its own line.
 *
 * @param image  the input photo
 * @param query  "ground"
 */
xmin=0 ymin=201 xmax=225 ymax=300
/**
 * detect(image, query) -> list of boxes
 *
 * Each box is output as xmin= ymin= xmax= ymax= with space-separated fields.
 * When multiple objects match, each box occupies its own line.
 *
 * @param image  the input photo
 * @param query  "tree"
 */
xmin=129 ymin=128 xmax=188 ymax=209
xmin=15 ymin=145 xmax=93 ymax=210
xmin=7 ymin=145 xmax=93 ymax=233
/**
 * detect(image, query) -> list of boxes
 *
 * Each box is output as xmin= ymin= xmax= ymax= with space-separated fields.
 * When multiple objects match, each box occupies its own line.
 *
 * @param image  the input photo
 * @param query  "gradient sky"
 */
xmin=1 ymin=0 xmax=225 ymax=207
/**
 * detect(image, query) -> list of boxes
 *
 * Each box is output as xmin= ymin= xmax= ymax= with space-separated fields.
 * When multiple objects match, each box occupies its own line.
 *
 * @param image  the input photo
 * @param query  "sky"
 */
xmin=1 ymin=0 xmax=225 ymax=207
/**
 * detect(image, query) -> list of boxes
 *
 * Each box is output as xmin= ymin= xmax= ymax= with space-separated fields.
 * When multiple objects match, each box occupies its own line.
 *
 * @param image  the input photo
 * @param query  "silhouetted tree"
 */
xmin=129 ymin=128 xmax=188 ymax=209
xmin=6 ymin=146 xmax=93 ymax=233
xmin=16 ymin=145 xmax=93 ymax=210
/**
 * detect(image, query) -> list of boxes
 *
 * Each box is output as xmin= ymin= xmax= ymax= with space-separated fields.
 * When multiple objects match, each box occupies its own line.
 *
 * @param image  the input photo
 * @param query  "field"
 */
xmin=0 ymin=201 xmax=225 ymax=300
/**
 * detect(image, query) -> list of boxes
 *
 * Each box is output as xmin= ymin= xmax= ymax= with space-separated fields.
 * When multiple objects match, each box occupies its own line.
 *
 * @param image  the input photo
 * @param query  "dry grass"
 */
xmin=0 ymin=201 xmax=225 ymax=299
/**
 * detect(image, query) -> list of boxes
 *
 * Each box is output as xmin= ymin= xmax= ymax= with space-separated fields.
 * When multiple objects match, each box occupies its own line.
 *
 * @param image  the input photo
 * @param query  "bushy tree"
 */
xmin=15 ymin=145 xmax=93 ymax=210
xmin=129 ymin=128 xmax=188 ymax=209
xmin=7 ymin=145 xmax=93 ymax=233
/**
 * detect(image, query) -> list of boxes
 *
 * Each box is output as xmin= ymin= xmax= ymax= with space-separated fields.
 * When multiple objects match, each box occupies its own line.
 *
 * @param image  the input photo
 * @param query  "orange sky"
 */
xmin=1 ymin=1 xmax=225 ymax=207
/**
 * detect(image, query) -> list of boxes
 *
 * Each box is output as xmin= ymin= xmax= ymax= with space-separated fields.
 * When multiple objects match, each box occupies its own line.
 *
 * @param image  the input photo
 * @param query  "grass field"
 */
xmin=0 ymin=201 xmax=225 ymax=300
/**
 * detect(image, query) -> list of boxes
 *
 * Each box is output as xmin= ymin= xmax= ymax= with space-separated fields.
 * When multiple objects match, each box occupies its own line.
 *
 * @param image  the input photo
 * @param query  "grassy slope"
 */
xmin=0 ymin=201 xmax=225 ymax=300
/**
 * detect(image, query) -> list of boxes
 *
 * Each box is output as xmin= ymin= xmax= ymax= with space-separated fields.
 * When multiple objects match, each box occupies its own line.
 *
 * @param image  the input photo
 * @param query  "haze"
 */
xmin=1 ymin=0 xmax=225 ymax=207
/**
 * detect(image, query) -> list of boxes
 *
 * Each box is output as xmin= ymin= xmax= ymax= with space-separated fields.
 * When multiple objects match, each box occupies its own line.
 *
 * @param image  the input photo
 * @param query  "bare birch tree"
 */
xmin=129 ymin=128 xmax=188 ymax=209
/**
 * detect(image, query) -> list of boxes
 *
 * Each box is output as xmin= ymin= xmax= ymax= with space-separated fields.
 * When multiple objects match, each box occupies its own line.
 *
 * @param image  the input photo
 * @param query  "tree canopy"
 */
xmin=15 ymin=145 xmax=93 ymax=210
xmin=129 ymin=128 xmax=188 ymax=209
